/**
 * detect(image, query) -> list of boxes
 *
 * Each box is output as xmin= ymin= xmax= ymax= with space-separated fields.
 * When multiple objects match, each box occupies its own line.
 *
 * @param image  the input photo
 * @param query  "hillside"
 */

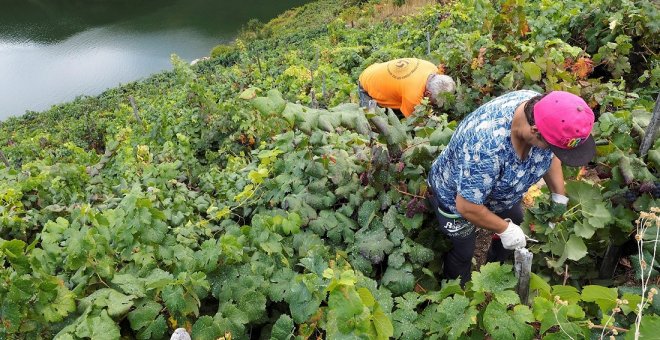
xmin=0 ymin=0 xmax=658 ymax=339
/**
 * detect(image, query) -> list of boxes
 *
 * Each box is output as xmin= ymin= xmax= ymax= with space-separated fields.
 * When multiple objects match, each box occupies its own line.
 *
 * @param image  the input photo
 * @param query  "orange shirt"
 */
xmin=359 ymin=58 xmax=439 ymax=117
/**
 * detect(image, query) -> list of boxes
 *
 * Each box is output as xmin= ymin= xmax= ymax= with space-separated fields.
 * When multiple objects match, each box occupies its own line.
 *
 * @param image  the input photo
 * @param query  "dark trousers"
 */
xmin=357 ymin=82 xmax=373 ymax=108
xmin=427 ymin=191 xmax=523 ymax=285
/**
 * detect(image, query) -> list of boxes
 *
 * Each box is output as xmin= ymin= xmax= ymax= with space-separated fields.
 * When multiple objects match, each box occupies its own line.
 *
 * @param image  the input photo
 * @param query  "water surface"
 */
xmin=0 ymin=0 xmax=310 ymax=119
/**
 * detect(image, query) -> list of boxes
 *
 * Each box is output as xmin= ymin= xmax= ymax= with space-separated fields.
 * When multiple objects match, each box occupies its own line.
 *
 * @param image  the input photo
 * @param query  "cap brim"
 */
xmin=549 ymin=135 xmax=596 ymax=167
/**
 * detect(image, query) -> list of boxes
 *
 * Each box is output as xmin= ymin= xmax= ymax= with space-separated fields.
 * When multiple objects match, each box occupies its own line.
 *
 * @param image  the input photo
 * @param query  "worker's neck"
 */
xmin=510 ymin=102 xmax=532 ymax=160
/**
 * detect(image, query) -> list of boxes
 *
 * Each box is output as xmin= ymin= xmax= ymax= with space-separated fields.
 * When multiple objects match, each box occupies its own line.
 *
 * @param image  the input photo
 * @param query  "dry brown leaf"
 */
xmin=437 ymin=63 xmax=447 ymax=75
xmin=571 ymin=57 xmax=594 ymax=79
xmin=471 ymin=47 xmax=487 ymax=69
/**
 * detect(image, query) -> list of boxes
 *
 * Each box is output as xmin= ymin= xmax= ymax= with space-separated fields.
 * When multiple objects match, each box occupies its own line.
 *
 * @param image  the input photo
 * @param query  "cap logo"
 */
xmin=566 ymin=138 xmax=582 ymax=148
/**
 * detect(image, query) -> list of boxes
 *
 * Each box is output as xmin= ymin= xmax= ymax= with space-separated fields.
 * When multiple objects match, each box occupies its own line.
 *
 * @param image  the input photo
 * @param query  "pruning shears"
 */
xmin=525 ymin=235 xmax=539 ymax=243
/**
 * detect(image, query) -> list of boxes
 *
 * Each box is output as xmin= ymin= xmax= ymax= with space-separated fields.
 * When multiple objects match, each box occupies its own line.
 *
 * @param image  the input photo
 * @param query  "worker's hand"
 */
xmin=549 ymin=193 xmax=568 ymax=218
xmin=497 ymin=219 xmax=527 ymax=250
xmin=551 ymin=193 xmax=569 ymax=205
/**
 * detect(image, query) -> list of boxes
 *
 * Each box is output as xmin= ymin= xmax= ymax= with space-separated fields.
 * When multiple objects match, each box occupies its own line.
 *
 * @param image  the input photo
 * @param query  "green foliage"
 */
xmin=483 ymin=302 xmax=535 ymax=340
xmin=471 ymin=262 xmax=518 ymax=293
xmin=0 ymin=0 xmax=658 ymax=338
xmin=426 ymin=294 xmax=477 ymax=339
xmin=269 ymin=314 xmax=294 ymax=340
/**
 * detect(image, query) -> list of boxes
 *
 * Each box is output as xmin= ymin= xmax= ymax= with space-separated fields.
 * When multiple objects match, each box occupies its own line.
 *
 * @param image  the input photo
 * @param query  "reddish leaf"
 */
xmin=571 ymin=57 xmax=594 ymax=79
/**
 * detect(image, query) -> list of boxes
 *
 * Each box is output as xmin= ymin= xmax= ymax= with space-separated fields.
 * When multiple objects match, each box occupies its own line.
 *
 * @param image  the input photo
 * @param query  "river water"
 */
xmin=0 ymin=0 xmax=309 ymax=119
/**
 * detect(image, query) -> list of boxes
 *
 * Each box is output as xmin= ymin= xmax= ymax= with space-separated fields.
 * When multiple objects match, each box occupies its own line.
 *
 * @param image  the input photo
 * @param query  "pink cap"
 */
xmin=534 ymin=91 xmax=596 ymax=166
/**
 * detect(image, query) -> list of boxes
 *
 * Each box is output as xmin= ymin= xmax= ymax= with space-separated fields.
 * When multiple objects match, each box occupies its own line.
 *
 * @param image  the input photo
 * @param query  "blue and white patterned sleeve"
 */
xmin=456 ymin=143 xmax=500 ymax=205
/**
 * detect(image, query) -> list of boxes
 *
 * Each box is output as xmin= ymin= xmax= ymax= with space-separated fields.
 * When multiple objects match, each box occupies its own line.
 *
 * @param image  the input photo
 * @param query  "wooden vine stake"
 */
xmin=640 ymin=92 xmax=659 ymax=157
xmin=128 ymin=96 xmax=143 ymax=126
xmin=598 ymin=243 xmax=623 ymax=279
xmin=514 ymin=248 xmax=533 ymax=305
xmin=426 ymin=31 xmax=431 ymax=55
xmin=0 ymin=150 xmax=10 ymax=169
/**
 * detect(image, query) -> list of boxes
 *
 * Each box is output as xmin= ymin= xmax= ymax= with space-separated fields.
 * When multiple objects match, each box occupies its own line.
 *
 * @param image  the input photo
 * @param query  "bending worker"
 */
xmin=358 ymin=58 xmax=455 ymax=118
xmin=427 ymin=90 xmax=596 ymax=285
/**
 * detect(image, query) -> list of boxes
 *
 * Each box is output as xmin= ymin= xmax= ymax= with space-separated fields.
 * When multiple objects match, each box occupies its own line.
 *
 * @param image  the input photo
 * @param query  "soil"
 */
xmin=474 ymin=227 xmax=494 ymax=271
xmin=616 ymin=256 xmax=640 ymax=286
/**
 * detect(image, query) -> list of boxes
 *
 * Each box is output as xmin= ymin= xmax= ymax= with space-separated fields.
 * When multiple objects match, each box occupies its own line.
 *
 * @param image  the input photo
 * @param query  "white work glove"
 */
xmin=551 ymin=193 xmax=569 ymax=205
xmin=497 ymin=219 xmax=527 ymax=250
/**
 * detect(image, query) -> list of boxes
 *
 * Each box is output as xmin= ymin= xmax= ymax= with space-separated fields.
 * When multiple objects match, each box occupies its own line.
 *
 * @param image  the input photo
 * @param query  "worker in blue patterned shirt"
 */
xmin=427 ymin=90 xmax=596 ymax=285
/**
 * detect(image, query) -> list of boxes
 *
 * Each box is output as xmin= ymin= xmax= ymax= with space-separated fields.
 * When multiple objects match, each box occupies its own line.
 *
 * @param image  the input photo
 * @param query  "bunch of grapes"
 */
xmin=639 ymin=181 xmax=660 ymax=198
xmin=623 ymin=190 xmax=638 ymax=203
xmin=406 ymin=197 xmax=428 ymax=218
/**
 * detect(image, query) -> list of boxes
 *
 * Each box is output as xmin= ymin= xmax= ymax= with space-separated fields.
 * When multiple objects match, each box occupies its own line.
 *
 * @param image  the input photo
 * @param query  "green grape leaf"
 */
xmin=634 ymin=195 xmax=658 ymax=214
xmin=394 ymin=292 xmax=422 ymax=311
xmin=105 ymin=289 xmax=134 ymax=317
xmin=268 ymin=268 xmax=295 ymax=302
xmin=162 ymin=285 xmax=186 ymax=314
xmin=281 ymin=212 xmax=302 ymax=235
xmin=309 ymin=210 xmax=338 ymax=238
xmin=391 ymin=292 xmax=422 ymax=336
xmin=251 ymin=89 xmax=287 ymax=116
xmin=551 ymin=285 xmax=581 ymax=304
xmin=112 ymin=273 xmax=146 ymax=298
xmin=358 ymin=200 xmax=378 ymax=228
xmin=354 ymin=227 xmax=394 ymax=264
xmin=37 ymin=283 xmax=76 ymax=323
xmin=582 ymin=203 xmax=613 ymax=230
xmin=564 ymin=235 xmax=587 ymax=261
xmin=191 ymin=316 xmax=224 ymax=340
xmin=399 ymin=213 xmax=424 ymax=231
xmin=382 ymin=207 xmax=400 ymax=231
xmin=494 ymin=290 xmax=521 ymax=306
xmin=357 ymin=287 xmax=375 ymax=308
xmin=392 ymin=307 xmax=423 ymax=340
xmin=80 ymin=288 xmax=135 ymax=316
xmin=533 ymin=297 xmax=586 ymax=336
xmin=581 ymin=285 xmax=618 ymax=314
xmin=565 ymin=303 xmax=585 ymax=319
xmin=631 ymin=251 xmax=660 ymax=279
xmin=288 ymin=282 xmax=321 ymax=323
xmin=270 ymin=314 xmax=294 ymax=340
xmin=532 ymin=296 xmax=553 ymax=323
xmin=373 ymin=287 xmax=394 ymax=315
xmin=239 ymin=86 xmax=259 ymax=100
xmin=326 ymin=286 xmax=373 ymax=337
xmin=428 ymin=295 xmax=477 ymax=340
xmin=0 ymin=239 xmax=30 ymax=272
xmin=373 ymin=307 xmax=394 ymax=340
xmin=626 ymin=315 xmax=660 ymax=340
xmin=214 ymin=314 xmax=248 ymax=339
xmin=620 ymin=292 xmax=642 ymax=315
xmin=388 ymin=250 xmax=406 ymax=269
xmin=219 ymin=303 xmax=250 ymax=329
xmin=144 ymin=268 xmax=175 ymax=290
xmin=429 ymin=127 xmax=454 ymax=147
xmin=432 ymin=279 xmax=463 ymax=302
xmin=573 ymin=221 xmax=595 ymax=238
xmin=565 ymin=180 xmax=604 ymax=212
xmin=522 ymin=62 xmax=542 ymax=81
xmin=381 ymin=264 xmax=415 ymax=296
xmin=530 ymin=273 xmax=551 ymax=299
xmin=7 ymin=274 xmax=34 ymax=303
xmin=328 ymin=287 xmax=364 ymax=320
xmin=501 ymin=71 xmax=515 ymax=90
xmin=471 ymin=262 xmax=517 ymax=293
xmin=0 ymin=299 xmax=22 ymax=333
xmin=127 ymin=301 xmax=167 ymax=340
xmin=483 ymin=301 xmax=534 ymax=340
xmin=236 ymin=290 xmax=267 ymax=321
xmin=82 ymin=310 xmax=121 ymax=340
xmin=407 ymin=242 xmax=434 ymax=264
